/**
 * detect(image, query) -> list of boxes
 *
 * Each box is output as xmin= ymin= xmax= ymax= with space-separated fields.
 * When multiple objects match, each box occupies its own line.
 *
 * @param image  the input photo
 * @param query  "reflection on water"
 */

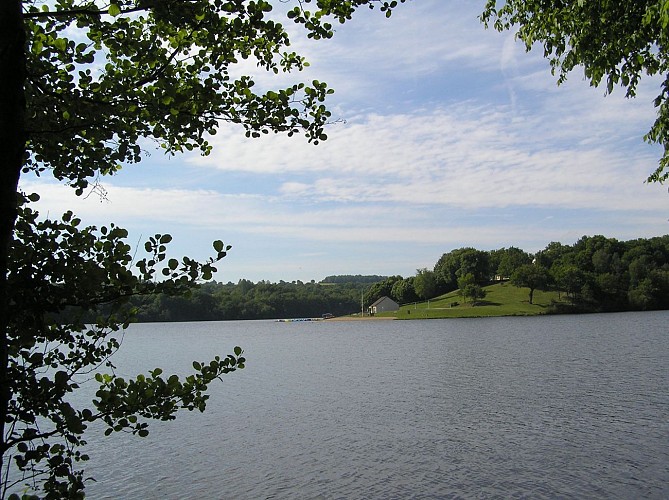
xmin=73 ymin=312 xmax=668 ymax=498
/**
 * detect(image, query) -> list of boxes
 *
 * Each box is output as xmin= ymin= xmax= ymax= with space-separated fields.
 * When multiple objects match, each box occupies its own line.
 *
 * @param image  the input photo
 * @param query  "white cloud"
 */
xmin=188 ymin=92 xmax=665 ymax=212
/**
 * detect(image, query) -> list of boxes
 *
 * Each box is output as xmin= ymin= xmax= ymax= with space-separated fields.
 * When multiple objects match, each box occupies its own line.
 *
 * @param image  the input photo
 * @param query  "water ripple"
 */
xmin=70 ymin=312 xmax=669 ymax=499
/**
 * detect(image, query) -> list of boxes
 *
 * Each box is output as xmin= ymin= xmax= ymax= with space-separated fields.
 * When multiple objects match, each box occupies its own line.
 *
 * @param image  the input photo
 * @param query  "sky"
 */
xmin=22 ymin=0 xmax=669 ymax=283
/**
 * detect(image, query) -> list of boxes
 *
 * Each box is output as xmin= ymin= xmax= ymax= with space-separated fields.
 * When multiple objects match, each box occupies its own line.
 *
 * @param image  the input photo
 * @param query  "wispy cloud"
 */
xmin=190 ymin=94 xmax=664 ymax=212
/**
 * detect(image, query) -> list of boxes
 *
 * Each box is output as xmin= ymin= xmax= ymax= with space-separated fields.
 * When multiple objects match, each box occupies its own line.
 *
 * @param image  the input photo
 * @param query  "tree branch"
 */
xmin=23 ymin=7 xmax=104 ymax=19
xmin=23 ymin=4 xmax=152 ymax=20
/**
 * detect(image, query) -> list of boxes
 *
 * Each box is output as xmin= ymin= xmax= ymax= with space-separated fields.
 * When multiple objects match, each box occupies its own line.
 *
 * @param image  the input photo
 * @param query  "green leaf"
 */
xmin=108 ymin=3 xmax=121 ymax=16
xmin=54 ymin=38 xmax=67 ymax=52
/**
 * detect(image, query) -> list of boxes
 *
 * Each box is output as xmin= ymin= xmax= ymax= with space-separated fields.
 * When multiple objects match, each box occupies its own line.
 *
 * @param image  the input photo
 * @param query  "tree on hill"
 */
xmin=510 ymin=264 xmax=550 ymax=304
xmin=364 ymin=275 xmax=404 ymax=307
xmin=481 ymin=0 xmax=669 ymax=182
xmin=0 ymin=0 xmax=406 ymax=496
xmin=533 ymin=241 xmax=570 ymax=270
xmin=434 ymin=248 xmax=490 ymax=292
xmin=457 ymin=273 xmax=486 ymax=305
xmin=550 ymin=263 xmax=586 ymax=303
xmin=494 ymin=247 xmax=532 ymax=278
xmin=391 ymin=277 xmax=419 ymax=304
xmin=413 ymin=268 xmax=438 ymax=300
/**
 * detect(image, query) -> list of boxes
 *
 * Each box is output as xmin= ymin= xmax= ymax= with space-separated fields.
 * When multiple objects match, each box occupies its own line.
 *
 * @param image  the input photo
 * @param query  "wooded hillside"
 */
xmin=127 ymin=235 xmax=669 ymax=321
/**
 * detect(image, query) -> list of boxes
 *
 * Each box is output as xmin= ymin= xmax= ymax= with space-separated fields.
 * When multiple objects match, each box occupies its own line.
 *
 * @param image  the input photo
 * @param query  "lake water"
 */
xmin=73 ymin=312 xmax=669 ymax=498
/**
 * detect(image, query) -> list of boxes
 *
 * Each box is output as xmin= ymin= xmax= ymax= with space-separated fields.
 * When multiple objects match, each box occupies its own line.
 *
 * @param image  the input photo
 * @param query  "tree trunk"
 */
xmin=0 ymin=0 xmax=26 ymax=465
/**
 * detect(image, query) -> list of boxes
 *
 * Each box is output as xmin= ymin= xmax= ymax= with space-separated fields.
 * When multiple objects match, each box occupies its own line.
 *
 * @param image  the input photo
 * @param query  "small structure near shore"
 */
xmin=369 ymin=296 xmax=399 ymax=315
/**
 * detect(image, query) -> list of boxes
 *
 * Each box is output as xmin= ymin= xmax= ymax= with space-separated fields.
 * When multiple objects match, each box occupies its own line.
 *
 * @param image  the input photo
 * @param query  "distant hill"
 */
xmin=131 ymin=234 xmax=669 ymax=322
xmin=321 ymin=275 xmax=387 ymax=284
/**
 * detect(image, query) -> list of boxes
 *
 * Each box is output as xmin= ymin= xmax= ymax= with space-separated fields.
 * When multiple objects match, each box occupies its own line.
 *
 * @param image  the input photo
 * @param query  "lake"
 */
xmin=74 ymin=312 xmax=669 ymax=498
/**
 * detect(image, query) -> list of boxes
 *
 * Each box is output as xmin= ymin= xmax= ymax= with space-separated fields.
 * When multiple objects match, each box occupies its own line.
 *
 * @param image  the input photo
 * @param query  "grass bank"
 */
xmin=378 ymin=282 xmax=567 ymax=319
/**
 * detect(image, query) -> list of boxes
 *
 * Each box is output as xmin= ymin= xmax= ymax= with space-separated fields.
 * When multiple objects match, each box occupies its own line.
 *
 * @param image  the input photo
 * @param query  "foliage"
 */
xmin=510 ymin=264 xmax=550 ymax=304
xmin=5 ymin=194 xmax=244 ymax=498
xmin=363 ymin=275 xmax=404 ymax=308
xmin=127 ymin=234 xmax=669 ymax=321
xmin=551 ymin=264 xmax=585 ymax=301
xmin=133 ymin=275 xmax=419 ymax=320
xmin=136 ymin=232 xmax=669 ymax=320
xmin=433 ymin=248 xmax=490 ymax=293
xmin=457 ymin=273 xmax=486 ymax=305
xmin=1 ymin=0 xmax=407 ymax=497
xmin=396 ymin=232 xmax=669 ymax=318
xmin=492 ymin=235 xmax=669 ymax=312
xmin=134 ymin=279 xmax=370 ymax=321
xmin=533 ymin=241 xmax=570 ymax=269
xmin=412 ymin=268 xmax=438 ymax=300
xmin=21 ymin=0 xmax=406 ymax=194
xmin=481 ymin=0 xmax=669 ymax=182
xmin=491 ymin=247 xmax=532 ymax=278
xmin=390 ymin=277 xmax=419 ymax=304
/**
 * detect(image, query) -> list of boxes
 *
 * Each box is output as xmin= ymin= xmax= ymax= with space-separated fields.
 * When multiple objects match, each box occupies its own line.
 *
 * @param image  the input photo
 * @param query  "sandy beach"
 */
xmin=328 ymin=316 xmax=396 ymax=321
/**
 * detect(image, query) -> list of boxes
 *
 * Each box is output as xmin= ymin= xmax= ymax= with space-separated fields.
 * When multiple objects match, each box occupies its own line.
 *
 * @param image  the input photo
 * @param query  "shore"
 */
xmin=328 ymin=316 xmax=396 ymax=321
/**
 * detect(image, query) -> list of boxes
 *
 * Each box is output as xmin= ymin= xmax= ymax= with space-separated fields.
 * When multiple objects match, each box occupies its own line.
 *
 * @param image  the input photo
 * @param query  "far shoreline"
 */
xmin=327 ymin=316 xmax=396 ymax=321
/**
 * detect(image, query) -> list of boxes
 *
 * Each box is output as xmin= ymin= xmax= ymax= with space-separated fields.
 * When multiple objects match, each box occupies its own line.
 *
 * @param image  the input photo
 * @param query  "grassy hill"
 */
xmin=381 ymin=282 xmax=567 ymax=319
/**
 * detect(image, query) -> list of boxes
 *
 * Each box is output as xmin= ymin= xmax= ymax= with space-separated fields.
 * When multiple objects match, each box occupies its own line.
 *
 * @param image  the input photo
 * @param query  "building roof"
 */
xmin=370 ymin=296 xmax=398 ymax=307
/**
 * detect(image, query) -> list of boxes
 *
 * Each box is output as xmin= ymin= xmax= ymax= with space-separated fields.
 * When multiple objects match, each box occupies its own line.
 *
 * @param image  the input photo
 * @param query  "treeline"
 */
xmin=364 ymin=235 xmax=669 ymax=312
xmin=129 ymin=235 xmax=669 ymax=321
xmin=321 ymin=274 xmax=387 ymax=284
xmin=132 ymin=278 xmax=371 ymax=322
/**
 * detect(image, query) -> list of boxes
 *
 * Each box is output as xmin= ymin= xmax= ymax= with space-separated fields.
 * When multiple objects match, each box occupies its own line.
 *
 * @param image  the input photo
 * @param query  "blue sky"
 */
xmin=23 ymin=0 xmax=669 ymax=283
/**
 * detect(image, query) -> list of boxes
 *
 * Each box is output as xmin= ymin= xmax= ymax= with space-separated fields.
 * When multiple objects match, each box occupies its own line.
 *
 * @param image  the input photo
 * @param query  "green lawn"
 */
xmin=382 ymin=282 xmax=567 ymax=319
